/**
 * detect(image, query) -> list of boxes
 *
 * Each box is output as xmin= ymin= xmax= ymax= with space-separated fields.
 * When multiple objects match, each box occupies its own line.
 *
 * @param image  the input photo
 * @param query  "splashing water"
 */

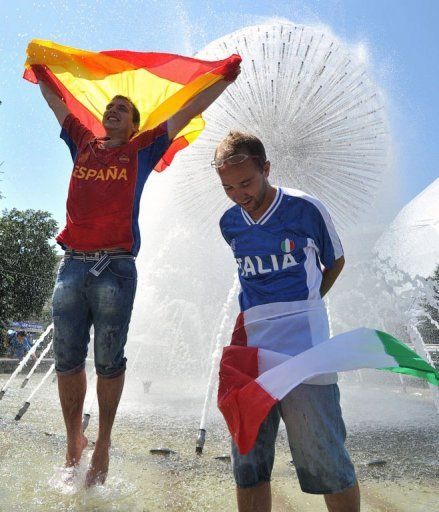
xmin=172 ymin=22 xmax=390 ymax=229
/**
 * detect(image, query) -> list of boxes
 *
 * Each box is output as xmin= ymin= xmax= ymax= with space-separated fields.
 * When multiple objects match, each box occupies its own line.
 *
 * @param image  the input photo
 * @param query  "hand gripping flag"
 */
xmin=218 ymin=327 xmax=439 ymax=455
xmin=24 ymin=39 xmax=241 ymax=171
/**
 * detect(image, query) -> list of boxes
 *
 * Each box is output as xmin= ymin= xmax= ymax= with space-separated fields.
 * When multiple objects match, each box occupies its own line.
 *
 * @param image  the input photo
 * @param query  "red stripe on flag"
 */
xmin=23 ymin=68 xmax=38 ymax=83
xmin=25 ymin=65 xmax=105 ymax=136
xmin=100 ymin=51 xmax=241 ymax=84
xmin=154 ymin=136 xmax=188 ymax=172
xmin=218 ymin=345 xmax=277 ymax=455
xmin=233 ymin=380 xmax=277 ymax=454
xmin=231 ymin=312 xmax=247 ymax=346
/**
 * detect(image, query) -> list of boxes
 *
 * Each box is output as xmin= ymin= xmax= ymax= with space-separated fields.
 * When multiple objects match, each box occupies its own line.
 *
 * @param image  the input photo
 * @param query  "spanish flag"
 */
xmin=24 ymin=39 xmax=241 ymax=171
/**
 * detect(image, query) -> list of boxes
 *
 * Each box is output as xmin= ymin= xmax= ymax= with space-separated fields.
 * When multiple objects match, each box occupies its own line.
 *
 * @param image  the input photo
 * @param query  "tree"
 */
xmin=0 ymin=209 xmax=58 ymax=329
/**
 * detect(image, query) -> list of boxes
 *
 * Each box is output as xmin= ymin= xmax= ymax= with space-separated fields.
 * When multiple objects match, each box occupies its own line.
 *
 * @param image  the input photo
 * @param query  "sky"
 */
xmin=0 ymin=0 xmax=438 ymax=235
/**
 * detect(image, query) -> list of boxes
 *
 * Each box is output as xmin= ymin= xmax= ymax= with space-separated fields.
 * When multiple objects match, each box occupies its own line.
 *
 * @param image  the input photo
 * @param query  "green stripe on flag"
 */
xmin=376 ymin=330 xmax=439 ymax=386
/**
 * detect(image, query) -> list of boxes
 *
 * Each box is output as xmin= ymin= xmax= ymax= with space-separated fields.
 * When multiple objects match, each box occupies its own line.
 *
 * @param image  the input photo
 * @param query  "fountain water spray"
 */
xmin=14 ymin=363 xmax=55 ymax=420
xmin=173 ymin=22 xmax=389 ymax=230
xmin=0 ymin=323 xmax=53 ymax=400
xmin=82 ymin=374 xmax=97 ymax=432
xmin=408 ymin=320 xmax=439 ymax=410
xmin=196 ymin=274 xmax=239 ymax=454
xmin=82 ymin=343 xmax=144 ymax=433
xmin=20 ymin=339 xmax=53 ymax=388
xmin=333 ymin=254 xmax=439 ymax=408
xmin=325 ymin=296 xmax=334 ymax=338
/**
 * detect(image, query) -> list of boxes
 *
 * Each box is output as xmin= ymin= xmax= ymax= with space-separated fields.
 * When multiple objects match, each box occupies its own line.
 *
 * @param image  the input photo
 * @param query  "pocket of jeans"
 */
xmin=107 ymin=258 xmax=137 ymax=280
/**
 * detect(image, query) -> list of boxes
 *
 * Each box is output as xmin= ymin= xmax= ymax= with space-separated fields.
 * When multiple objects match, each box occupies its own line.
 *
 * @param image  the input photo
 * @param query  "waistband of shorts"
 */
xmin=64 ymin=249 xmax=135 ymax=261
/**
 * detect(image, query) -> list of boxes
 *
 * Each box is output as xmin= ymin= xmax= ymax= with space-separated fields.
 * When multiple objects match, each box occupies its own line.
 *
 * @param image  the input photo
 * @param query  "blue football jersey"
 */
xmin=220 ymin=187 xmax=344 ymax=313
xmin=220 ymin=187 xmax=343 ymax=384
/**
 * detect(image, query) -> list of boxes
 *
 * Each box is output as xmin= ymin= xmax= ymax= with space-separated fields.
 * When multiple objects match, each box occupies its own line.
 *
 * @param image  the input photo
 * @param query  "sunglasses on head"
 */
xmin=211 ymin=153 xmax=263 ymax=169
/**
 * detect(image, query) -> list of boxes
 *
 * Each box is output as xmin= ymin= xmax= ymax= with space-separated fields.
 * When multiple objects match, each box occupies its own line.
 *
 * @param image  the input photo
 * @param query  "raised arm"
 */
xmin=167 ymin=66 xmax=240 ymax=140
xmin=39 ymin=80 xmax=70 ymax=126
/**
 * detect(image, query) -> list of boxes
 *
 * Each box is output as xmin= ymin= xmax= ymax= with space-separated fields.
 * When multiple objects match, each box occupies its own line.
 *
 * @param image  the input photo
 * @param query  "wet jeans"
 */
xmin=52 ymin=256 xmax=137 ymax=378
xmin=231 ymin=383 xmax=357 ymax=494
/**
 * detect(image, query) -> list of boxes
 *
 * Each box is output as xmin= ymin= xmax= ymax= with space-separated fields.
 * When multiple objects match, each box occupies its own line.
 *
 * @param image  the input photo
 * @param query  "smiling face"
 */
xmin=217 ymin=155 xmax=275 ymax=220
xmin=102 ymin=97 xmax=139 ymax=139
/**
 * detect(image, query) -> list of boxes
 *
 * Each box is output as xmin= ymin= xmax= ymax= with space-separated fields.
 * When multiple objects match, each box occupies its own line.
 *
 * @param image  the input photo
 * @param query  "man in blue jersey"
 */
xmin=214 ymin=131 xmax=359 ymax=512
xmin=8 ymin=331 xmax=36 ymax=361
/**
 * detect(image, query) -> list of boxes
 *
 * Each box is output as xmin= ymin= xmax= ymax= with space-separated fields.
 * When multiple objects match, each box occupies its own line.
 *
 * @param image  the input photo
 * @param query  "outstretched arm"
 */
xmin=167 ymin=66 xmax=240 ymax=140
xmin=39 ymin=80 xmax=70 ymax=126
xmin=320 ymin=255 xmax=345 ymax=298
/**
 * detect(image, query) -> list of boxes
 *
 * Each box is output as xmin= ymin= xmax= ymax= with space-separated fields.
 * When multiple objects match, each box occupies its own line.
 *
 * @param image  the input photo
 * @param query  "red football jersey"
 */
xmin=57 ymin=115 xmax=170 ymax=254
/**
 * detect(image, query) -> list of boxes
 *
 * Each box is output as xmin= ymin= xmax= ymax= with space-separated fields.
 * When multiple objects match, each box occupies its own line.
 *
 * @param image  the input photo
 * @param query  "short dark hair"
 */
xmin=112 ymin=95 xmax=140 ymax=125
xmin=17 ymin=331 xmax=26 ymax=337
xmin=215 ymin=131 xmax=266 ymax=167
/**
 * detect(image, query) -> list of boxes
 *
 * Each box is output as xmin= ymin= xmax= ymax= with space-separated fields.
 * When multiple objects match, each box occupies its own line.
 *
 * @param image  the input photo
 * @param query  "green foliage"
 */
xmin=0 ymin=209 xmax=58 ymax=330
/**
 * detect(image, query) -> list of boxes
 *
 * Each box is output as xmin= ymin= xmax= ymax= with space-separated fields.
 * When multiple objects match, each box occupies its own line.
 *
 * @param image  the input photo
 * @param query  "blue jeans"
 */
xmin=231 ymin=384 xmax=357 ymax=494
xmin=52 ymin=256 xmax=137 ymax=378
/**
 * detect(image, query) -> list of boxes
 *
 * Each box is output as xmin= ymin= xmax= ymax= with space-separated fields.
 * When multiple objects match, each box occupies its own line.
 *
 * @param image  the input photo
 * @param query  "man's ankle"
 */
xmin=94 ymin=438 xmax=111 ymax=451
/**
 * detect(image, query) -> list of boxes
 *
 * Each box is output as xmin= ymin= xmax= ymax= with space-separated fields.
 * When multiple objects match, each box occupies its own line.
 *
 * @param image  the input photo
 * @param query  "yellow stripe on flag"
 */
xmin=53 ymin=67 xmax=208 ymax=139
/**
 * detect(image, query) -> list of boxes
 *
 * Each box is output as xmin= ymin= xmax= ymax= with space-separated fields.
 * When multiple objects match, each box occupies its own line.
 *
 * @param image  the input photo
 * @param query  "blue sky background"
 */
xmin=0 ymin=0 xmax=437 ymax=232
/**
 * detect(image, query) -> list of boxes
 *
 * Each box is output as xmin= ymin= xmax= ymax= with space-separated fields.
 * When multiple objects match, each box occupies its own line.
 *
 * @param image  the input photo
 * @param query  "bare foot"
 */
xmin=66 ymin=434 xmax=88 ymax=467
xmin=85 ymin=441 xmax=110 ymax=487
xmin=60 ymin=466 xmax=77 ymax=485
xmin=60 ymin=434 xmax=87 ymax=485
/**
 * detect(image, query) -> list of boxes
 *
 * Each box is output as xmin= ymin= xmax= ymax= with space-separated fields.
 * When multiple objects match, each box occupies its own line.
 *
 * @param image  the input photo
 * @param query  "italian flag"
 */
xmin=218 ymin=328 xmax=439 ymax=455
xmin=24 ymin=39 xmax=241 ymax=171
xmin=281 ymin=238 xmax=294 ymax=252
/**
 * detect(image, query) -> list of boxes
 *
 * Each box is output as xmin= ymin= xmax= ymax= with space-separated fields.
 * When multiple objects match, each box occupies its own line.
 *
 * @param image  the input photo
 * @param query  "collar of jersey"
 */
xmin=241 ymin=187 xmax=283 ymax=226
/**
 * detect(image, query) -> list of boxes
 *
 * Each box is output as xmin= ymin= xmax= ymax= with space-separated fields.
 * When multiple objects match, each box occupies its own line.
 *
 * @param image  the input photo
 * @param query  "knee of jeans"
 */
xmin=94 ymin=327 xmax=128 ymax=369
xmin=233 ymin=460 xmax=272 ymax=488
xmin=53 ymin=336 xmax=86 ymax=373
xmin=95 ymin=357 xmax=127 ymax=378
xmin=94 ymin=341 xmax=126 ymax=374
xmin=232 ymin=443 xmax=275 ymax=488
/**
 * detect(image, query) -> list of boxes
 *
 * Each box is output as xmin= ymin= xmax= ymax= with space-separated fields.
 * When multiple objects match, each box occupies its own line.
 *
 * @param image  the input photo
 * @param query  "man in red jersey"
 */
xmin=38 ymin=66 xmax=239 ymax=486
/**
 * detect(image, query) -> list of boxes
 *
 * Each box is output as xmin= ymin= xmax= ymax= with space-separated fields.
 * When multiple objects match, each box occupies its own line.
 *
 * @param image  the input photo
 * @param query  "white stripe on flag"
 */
xmin=244 ymin=299 xmax=325 ymax=324
xmin=256 ymin=328 xmax=395 ymax=399
xmin=243 ymin=299 xmax=329 ymax=355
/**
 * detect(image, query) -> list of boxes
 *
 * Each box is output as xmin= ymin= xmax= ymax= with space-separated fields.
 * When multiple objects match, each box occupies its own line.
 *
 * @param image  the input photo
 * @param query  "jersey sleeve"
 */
xmin=60 ymin=115 xmax=95 ymax=161
xmin=309 ymin=200 xmax=344 ymax=268
xmin=219 ymin=213 xmax=232 ymax=246
xmin=132 ymin=122 xmax=172 ymax=171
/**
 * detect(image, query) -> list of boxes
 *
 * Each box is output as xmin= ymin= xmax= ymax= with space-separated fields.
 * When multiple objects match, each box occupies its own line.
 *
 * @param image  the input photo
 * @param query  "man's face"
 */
xmin=17 ymin=334 xmax=24 ymax=343
xmin=217 ymin=154 xmax=270 ymax=214
xmin=102 ymin=98 xmax=138 ymax=135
